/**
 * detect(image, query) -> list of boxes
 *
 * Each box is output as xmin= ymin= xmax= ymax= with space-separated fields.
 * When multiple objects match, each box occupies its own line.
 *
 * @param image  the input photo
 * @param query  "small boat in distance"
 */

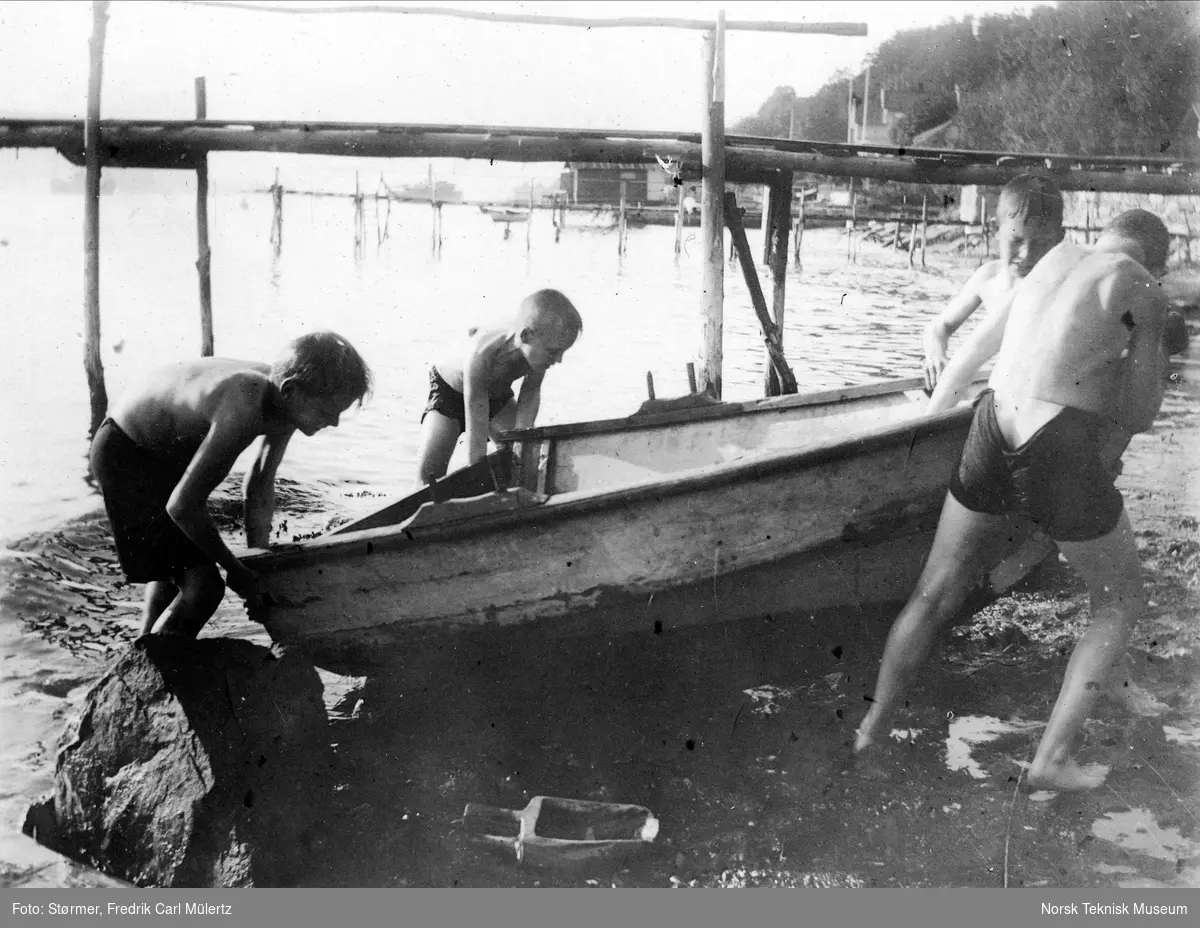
xmin=479 ymin=205 xmax=531 ymax=223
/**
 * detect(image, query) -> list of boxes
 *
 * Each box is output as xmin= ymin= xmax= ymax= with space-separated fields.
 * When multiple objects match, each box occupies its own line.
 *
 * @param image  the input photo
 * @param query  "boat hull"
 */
xmin=246 ymin=404 xmax=975 ymax=670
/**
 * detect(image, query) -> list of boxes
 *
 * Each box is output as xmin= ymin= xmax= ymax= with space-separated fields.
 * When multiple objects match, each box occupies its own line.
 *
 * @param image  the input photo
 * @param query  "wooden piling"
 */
xmin=83 ymin=0 xmax=110 ymax=438
xmin=270 ymin=167 xmax=283 ymax=254
xmin=527 ymin=180 xmax=534 ymax=253
xmin=429 ymin=162 xmax=437 ymax=254
xmin=908 ymin=221 xmax=918 ymax=266
xmin=920 ymin=193 xmax=928 ymax=267
xmin=194 ymin=77 xmax=213 ymax=356
xmin=618 ymin=181 xmax=627 ymax=256
xmin=645 ymin=371 xmax=656 ymax=401
xmin=674 ymin=184 xmax=685 ymax=256
xmin=686 ymin=361 xmax=697 ymax=394
xmin=698 ymin=16 xmax=725 ymax=399
xmin=723 ymin=191 xmax=797 ymax=394
xmin=763 ymin=173 xmax=793 ymax=396
xmin=794 ymin=199 xmax=805 ymax=261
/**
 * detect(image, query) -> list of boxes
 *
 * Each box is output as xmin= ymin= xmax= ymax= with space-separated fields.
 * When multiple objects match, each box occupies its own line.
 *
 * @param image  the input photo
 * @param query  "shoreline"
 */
xmin=2 ymin=343 xmax=1196 ymax=887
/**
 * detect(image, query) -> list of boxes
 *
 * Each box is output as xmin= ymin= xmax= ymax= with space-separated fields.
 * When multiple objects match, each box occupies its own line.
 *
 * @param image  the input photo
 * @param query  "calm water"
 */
xmin=0 ymin=186 xmax=981 ymax=543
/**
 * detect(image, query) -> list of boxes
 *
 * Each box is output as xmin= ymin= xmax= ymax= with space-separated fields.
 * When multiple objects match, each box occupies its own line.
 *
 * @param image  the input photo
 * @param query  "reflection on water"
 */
xmin=1091 ymin=808 xmax=1198 ymax=862
xmin=0 ymin=189 xmax=984 ymax=543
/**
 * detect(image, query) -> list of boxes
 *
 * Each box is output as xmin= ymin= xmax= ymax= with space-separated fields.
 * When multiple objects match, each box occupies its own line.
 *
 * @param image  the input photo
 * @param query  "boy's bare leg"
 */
xmin=855 ymin=494 xmax=1011 ymax=754
xmin=149 ymin=564 xmax=226 ymax=638
xmin=1029 ymin=509 xmax=1143 ymax=792
xmin=141 ymin=581 xmax=179 ymax=635
xmin=414 ymin=411 xmax=462 ymax=486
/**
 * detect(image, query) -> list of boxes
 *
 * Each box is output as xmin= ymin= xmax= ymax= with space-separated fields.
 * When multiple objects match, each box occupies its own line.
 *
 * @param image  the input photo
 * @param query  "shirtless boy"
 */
xmin=90 ymin=331 xmax=372 ymax=638
xmin=922 ymin=174 xmax=1064 ymax=392
xmin=414 ymin=288 xmax=582 ymax=485
xmin=856 ymin=210 xmax=1174 ymax=791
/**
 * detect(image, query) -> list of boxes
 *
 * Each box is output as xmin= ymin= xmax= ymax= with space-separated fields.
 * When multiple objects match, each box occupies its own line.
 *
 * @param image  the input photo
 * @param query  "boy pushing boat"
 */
xmin=90 ymin=331 xmax=372 ymax=639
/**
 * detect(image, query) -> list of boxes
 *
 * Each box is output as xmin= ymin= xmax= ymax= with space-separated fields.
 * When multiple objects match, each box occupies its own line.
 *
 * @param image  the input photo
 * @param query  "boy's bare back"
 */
xmin=111 ymin=359 xmax=278 ymax=471
xmin=430 ymin=328 xmax=532 ymax=396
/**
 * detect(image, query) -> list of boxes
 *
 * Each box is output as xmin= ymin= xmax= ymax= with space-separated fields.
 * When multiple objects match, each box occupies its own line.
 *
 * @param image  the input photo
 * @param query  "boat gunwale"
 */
xmin=243 ymin=403 xmax=973 ymax=569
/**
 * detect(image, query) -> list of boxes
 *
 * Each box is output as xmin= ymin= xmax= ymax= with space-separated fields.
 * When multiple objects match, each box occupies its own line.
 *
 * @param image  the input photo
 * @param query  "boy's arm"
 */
xmin=512 ymin=370 xmax=545 ymax=430
xmin=462 ymin=345 xmax=494 ymax=466
xmin=923 ymin=266 xmax=988 ymax=391
xmin=925 ymin=295 xmax=1011 ymax=415
xmin=1111 ymin=276 xmax=1169 ymax=437
xmin=243 ymin=429 xmax=294 ymax=548
xmin=166 ymin=396 xmax=263 ymax=595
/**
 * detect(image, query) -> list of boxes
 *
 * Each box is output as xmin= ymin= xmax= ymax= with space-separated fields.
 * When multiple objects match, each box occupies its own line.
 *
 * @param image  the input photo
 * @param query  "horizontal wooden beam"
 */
xmin=3 ymin=120 xmax=1196 ymax=195
xmin=178 ymin=2 xmax=869 ymax=35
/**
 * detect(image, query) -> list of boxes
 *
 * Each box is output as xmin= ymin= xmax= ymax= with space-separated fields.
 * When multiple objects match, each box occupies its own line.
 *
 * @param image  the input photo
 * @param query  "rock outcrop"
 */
xmin=45 ymin=636 xmax=333 ymax=887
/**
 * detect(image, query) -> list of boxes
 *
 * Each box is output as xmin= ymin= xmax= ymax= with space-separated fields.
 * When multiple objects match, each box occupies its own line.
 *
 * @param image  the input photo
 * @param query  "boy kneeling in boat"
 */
xmin=415 ymin=288 xmax=582 ymax=485
xmin=856 ymin=210 xmax=1180 ymax=792
xmin=90 ymin=332 xmax=372 ymax=638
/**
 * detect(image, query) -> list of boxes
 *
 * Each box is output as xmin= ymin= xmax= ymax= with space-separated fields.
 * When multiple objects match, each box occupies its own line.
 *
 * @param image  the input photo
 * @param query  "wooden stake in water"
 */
xmin=618 ymin=181 xmax=627 ymax=256
xmin=527 ymin=180 xmax=534 ymax=253
xmin=763 ymin=173 xmax=793 ymax=397
xmin=920 ymin=193 xmax=928 ymax=268
xmin=674 ymin=184 xmax=685 ymax=257
xmin=794 ymin=200 xmax=805 ymax=261
xmin=698 ymin=17 xmax=725 ymax=399
xmin=270 ymin=167 xmax=283 ymax=254
xmin=83 ymin=0 xmax=110 ymax=438
xmin=194 ymin=76 xmax=214 ymax=356
xmin=908 ymin=222 xmax=918 ymax=267
xmin=645 ymin=371 xmax=656 ymax=401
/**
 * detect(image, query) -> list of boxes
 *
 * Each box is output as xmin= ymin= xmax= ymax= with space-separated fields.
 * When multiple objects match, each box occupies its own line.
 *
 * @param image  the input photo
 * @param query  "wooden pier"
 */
xmin=3 ymin=2 xmax=1197 ymax=433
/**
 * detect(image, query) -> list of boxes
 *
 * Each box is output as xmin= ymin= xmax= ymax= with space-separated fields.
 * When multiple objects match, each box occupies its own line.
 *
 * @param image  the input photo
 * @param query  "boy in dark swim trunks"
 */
xmin=90 ymin=331 xmax=372 ymax=638
xmin=414 ymin=288 xmax=582 ymax=485
xmin=855 ymin=210 xmax=1177 ymax=792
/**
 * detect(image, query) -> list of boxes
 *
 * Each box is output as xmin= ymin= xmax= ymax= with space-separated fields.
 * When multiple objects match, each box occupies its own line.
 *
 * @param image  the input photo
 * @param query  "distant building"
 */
xmin=560 ymin=163 xmax=674 ymax=205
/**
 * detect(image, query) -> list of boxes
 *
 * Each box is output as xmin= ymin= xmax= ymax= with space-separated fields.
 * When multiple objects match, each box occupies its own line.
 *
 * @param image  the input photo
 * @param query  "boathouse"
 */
xmin=560 ymin=162 xmax=673 ymax=206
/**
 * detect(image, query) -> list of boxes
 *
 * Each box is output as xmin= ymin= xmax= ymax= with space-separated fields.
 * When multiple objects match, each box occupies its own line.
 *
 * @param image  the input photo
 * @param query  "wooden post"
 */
xmin=724 ymin=192 xmax=797 ymax=394
xmin=618 ymin=181 xmax=627 ymax=256
xmin=794 ymin=199 xmax=805 ymax=261
xmin=645 ymin=371 xmax=656 ymax=401
xmin=686 ymin=361 xmax=697 ymax=394
xmin=429 ymin=162 xmax=437 ymax=254
xmin=527 ymin=179 xmax=534 ymax=253
xmin=674 ymin=183 xmax=685 ymax=256
xmin=908 ymin=221 xmax=918 ymax=266
xmin=920 ymin=192 xmax=928 ymax=268
xmin=270 ymin=167 xmax=283 ymax=254
xmin=194 ymin=77 xmax=213 ymax=356
xmin=763 ymin=173 xmax=793 ymax=396
xmin=698 ymin=16 xmax=725 ymax=399
xmin=83 ymin=0 xmax=110 ymax=438
xmin=847 ymin=179 xmax=857 ymax=264
xmin=980 ymin=195 xmax=989 ymax=262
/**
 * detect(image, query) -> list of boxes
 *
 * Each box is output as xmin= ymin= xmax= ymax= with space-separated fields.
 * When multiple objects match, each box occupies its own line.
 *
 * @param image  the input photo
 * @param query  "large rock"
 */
xmin=47 ymin=636 xmax=333 ymax=887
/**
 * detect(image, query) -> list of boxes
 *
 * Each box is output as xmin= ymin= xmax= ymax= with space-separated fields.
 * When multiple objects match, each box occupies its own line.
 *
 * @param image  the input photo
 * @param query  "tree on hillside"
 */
xmin=958 ymin=1 xmax=1199 ymax=156
xmin=732 ymin=86 xmax=799 ymax=138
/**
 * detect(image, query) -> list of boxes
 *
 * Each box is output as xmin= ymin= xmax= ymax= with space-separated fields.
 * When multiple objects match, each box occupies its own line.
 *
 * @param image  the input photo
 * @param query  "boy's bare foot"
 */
xmin=1028 ymin=758 xmax=1110 ymax=792
xmin=851 ymin=729 xmax=893 ymax=781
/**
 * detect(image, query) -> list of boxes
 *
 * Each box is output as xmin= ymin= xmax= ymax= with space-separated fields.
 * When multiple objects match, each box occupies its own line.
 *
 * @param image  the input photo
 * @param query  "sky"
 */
xmin=0 ymin=0 xmax=1051 ymax=196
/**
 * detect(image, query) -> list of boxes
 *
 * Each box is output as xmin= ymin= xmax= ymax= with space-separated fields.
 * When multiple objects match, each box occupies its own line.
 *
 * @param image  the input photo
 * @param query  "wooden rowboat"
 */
xmin=479 ymin=205 xmax=531 ymax=223
xmin=245 ymin=375 xmax=1006 ymax=671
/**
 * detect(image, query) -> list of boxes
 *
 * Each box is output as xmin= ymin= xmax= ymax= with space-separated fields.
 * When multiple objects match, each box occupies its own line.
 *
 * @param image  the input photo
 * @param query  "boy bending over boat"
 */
xmin=921 ymin=174 xmax=1064 ymax=393
xmin=415 ymin=288 xmax=582 ymax=485
xmin=856 ymin=210 xmax=1177 ymax=792
xmin=90 ymin=332 xmax=372 ymax=638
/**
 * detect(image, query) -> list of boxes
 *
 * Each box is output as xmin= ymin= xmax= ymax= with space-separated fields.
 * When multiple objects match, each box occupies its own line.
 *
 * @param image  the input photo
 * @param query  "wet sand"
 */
xmin=2 ymin=328 xmax=1197 ymax=889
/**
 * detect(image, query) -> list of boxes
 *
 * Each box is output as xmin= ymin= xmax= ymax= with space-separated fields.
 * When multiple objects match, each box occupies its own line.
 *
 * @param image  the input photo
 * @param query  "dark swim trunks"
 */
xmin=420 ymin=366 xmax=514 ymax=431
xmin=949 ymin=390 xmax=1124 ymax=542
xmin=89 ymin=418 xmax=211 ymax=584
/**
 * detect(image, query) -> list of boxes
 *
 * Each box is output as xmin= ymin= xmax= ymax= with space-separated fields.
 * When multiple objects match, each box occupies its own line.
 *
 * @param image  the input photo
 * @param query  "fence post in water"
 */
xmin=920 ymin=193 xmax=928 ymax=268
xmin=270 ymin=167 xmax=283 ymax=255
xmin=674 ymin=185 xmax=685 ymax=257
xmin=724 ymin=192 xmax=797 ymax=395
xmin=794 ymin=199 xmax=805 ymax=261
xmin=194 ymin=77 xmax=214 ymax=356
xmin=83 ymin=0 xmax=110 ymax=438
xmin=698 ymin=16 xmax=725 ymax=399
xmin=763 ymin=173 xmax=793 ymax=397
xmin=527 ymin=180 xmax=534 ymax=253
xmin=908 ymin=222 xmax=918 ymax=267
xmin=618 ymin=181 xmax=627 ymax=256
